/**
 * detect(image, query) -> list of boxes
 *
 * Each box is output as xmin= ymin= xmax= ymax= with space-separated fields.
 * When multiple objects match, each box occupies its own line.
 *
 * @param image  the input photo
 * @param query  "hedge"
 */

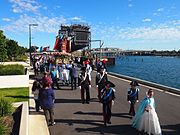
xmin=0 ymin=64 xmax=25 ymax=75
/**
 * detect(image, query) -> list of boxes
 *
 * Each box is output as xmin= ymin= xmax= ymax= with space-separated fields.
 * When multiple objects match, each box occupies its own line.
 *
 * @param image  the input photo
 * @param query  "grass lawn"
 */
xmin=0 ymin=87 xmax=29 ymax=102
xmin=0 ymin=87 xmax=29 ymax=134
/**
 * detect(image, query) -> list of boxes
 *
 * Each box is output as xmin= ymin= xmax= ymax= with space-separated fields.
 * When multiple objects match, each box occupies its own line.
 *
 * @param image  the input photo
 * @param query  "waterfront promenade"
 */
xmin=47 ymin=71 xmax=180 ymax=135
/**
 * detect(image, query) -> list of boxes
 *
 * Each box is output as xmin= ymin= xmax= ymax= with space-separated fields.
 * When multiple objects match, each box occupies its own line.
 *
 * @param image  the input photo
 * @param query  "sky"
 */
xmin=0 ymin=0 xmax=180 ymax=51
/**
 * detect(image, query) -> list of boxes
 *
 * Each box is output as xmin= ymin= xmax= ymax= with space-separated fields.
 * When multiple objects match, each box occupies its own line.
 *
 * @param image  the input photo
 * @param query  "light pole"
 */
xmin=90 ymin=40 xmax=103 ymax=59
xmin=29 ymin=23 xmax=38 ymax=65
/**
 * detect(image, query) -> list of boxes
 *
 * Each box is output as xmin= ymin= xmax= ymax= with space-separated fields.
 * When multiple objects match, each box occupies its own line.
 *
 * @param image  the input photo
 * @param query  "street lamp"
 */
xmin=90 ymin=40 xmax=103 ymax=59
xmin=29 ymin=23 xmax=38 ymax=65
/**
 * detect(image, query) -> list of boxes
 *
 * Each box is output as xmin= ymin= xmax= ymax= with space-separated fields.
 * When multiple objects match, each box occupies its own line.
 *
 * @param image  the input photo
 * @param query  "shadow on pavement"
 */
xmin=74 ymin=111 xmax=132 ymax=119
xmin=55 ymin=98 xmax=82 ymax=103
xmin=161 ymin=124 xmax=180 ymax=135
xmin=5 ymin=95 xmax=32 ymax=99
xmin=54 ymin=119 xmax=103 ymax=127
xmin=75 ymin=124 xmax=142 ymax=135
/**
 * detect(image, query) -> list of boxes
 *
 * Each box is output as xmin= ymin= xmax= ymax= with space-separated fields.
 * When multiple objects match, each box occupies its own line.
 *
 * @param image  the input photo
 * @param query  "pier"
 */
xmin=46 ymin=71 xmax=180 ymax=135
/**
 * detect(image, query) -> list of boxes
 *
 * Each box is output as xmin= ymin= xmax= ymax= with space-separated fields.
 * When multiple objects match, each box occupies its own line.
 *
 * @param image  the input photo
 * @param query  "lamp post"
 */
xmin=90 ymin=40 xmax=103 ymax=59
xmin=29 ymin=23 xmax=38 ymax=65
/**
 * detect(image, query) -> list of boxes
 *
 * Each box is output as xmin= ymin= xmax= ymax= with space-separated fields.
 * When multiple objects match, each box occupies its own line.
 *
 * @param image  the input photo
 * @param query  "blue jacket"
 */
xmin=39 ymin=88 xmax=55 ymax=109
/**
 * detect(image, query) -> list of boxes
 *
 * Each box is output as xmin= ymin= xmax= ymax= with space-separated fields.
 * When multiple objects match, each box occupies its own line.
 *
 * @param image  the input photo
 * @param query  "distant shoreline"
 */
xmin=118 ymin=50 xmax=180 ymax=57
xmin=118 ymin=54 xmax=180 ymax=57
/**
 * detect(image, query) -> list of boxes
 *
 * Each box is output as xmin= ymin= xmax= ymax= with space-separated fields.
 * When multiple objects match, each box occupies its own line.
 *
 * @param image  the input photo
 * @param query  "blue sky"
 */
xmin=0 ymin=0 xmax=180 ymax=50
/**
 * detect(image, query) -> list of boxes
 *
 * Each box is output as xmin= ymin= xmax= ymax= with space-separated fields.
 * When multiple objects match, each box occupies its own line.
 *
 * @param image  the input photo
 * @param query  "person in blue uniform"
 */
xmin=100 ymin=81 xmax=115 ymax=126
xmin=127 ymin=80 xmax=140 ymax=116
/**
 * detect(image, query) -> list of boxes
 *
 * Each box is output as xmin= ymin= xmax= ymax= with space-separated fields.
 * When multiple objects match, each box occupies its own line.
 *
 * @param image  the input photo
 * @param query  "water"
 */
xmin=107 ymin=56 xmax=180 ymax=90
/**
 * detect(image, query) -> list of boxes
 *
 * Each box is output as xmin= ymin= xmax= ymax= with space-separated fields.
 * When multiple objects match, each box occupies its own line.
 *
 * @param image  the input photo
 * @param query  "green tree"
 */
xmin=0 ymin=30 xmax=7 ymax=62
xmin=18 ymin=46 xmax=28 ymax=54
xmin=6 ymin=39 xmax=19 ymax=61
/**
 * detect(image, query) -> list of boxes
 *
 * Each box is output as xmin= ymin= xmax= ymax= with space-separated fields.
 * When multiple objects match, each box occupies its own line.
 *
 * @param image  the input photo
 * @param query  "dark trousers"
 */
xmin=71 ymin=77 xmax=77 ymax=90
xmin=98 ymin=85 xmax=104 ymax=100
xmin=129 ymin=100 xmax=136 ymax=116
xmin=52 ymin=79 xmax=59 ymax=89
xmin=81 ymin=85 xmax=90 ymax=103
xmin=103 ymin=102 xmax=112 ymax=124
xmin=34 ymin=68 xmax=38 ymax=76
xmin=34 ymin=99 xmax=40 ymax=112
xmin=43 ymin=107 xmax=54 ymax=125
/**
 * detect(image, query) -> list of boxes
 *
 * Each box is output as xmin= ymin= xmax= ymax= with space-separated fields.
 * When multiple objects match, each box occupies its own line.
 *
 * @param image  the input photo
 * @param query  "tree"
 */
xmin=0 ymin=30 xmax=28 ymax=62
xmin=6 ymin=39 xmax=19 ymax=60
xmin=0 ymin=30 xmax=7 ymax=62
xmin=18 ymin=46 xmax=28 ymax=54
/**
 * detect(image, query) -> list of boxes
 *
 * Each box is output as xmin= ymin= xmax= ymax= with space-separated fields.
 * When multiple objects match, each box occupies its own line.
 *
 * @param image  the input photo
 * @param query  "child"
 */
xmin=32 ymin=80 xmax=41 ymax=112
xmin=127 ymin=80 xmax=140 ymax=116
xmin=100 ymin=81 xmax=115 ymax=126
xmin=132 ymin=89 xmax=162 ymax=135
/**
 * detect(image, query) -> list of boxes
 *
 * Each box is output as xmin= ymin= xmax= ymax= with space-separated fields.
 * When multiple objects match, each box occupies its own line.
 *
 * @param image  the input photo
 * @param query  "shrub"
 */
xmin=0 ymin=98 xmax=13 ymax=117
xmin=0 ymin=119 xmax=7 ymax=135
xmin=0 ymin=116 xmax=12 ymax=135
xmin=15 ymin=55 xmax=28 ymax=62
xmin=0 ymin=64 xmax=24 ymax=75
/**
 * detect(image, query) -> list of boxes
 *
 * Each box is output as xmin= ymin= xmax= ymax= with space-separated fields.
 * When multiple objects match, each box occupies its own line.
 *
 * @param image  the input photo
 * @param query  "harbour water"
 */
xmin=107 ymin=56 xmax=180 ymax=90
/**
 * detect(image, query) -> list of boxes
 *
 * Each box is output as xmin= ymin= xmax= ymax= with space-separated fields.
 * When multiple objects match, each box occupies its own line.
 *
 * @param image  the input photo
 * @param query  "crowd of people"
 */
xmin=31 ymin=55 xmax=162 ymax=135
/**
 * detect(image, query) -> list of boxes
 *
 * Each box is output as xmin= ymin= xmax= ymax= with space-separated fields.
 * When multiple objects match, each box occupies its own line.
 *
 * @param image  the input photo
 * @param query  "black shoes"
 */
xmin=86 ymin=101 xmax=90 ymax=104
xmin=49 ymin=122 xmax=56 ymax=126
xmin=82 ymin=101 xmax=90 ymax=104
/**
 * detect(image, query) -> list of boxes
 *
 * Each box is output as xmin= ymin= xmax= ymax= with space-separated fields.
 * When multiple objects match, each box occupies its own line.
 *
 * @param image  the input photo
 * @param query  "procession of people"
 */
xmin=31 ymin=55 xmax=162 ymax=135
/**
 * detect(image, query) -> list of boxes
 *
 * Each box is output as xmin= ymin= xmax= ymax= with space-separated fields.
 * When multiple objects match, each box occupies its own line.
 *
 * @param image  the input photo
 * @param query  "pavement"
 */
xmin=28 ymin=74 xmax=50 ymax=135
xmin=47 ymin=71 xmax=180 ymax=135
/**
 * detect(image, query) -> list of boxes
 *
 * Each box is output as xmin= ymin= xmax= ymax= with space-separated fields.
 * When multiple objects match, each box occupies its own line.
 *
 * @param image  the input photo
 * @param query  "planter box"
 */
xmin=0 ymin=75 xmax=29 ymax=88
xmin=13 ymin=102 xmax=29 ymax=135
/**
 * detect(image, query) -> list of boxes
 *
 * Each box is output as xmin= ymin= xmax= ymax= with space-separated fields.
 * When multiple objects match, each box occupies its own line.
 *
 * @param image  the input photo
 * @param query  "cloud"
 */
xmin=128 ymin=4 xmax=133 ymax=7
xmin=2 ymin=18 xmax=11 ymax=22
xmin=92 ymin=20 xmax=180 ymax=43
xmin=153 ymin=12 xmax=159 ymax=16
xmin=1 ymin=14 xmax=67 ymax=33
xmin=121 ymin=27 xmax=180 ymax=40
xmin=142 ymin=18 xmax=151 ymax=22
xmin=9 ymin=0 xmax=41 ymax=14
xmin=157 ymin=8 xmax=164 ymax=12
xmin=69 ymin=17 xmax=82 ymax=21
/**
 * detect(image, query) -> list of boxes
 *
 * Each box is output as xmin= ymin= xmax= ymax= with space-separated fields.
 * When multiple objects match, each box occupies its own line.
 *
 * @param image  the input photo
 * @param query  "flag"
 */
xmin=54 ymin=36 xmax=60 ymax=50
xmin=40 ymin=46 xmax=43 ymax=52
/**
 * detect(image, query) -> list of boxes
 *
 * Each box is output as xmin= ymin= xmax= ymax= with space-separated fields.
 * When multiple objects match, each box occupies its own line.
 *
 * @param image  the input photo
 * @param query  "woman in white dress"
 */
xmin=60 ymin=63 xmax=69 ymax=85
xmin=132 ymin=89 xmax=162 ymax=135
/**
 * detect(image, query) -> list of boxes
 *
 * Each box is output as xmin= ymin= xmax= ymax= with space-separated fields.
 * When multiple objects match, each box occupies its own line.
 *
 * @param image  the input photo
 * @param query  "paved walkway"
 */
xmin=48 ymin=71 xmax=180 ymax=135
xmin=29 ymin=74 xmax=50 ymax=135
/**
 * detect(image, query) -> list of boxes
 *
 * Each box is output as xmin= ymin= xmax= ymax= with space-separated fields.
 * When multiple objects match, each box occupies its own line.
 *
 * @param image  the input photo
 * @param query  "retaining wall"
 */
xmin=108 ymin=72 xmax=180 ymax=95
xmin=0 ymin=74 xmax=29 ymax=88
xmin=13 ymin=102 xmax=29 ymax=135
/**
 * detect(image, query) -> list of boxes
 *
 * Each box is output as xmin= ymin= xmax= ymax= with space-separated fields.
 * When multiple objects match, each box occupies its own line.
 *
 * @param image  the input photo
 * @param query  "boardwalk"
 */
xmin=48 ymin=71 xmax=180 ymax=135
